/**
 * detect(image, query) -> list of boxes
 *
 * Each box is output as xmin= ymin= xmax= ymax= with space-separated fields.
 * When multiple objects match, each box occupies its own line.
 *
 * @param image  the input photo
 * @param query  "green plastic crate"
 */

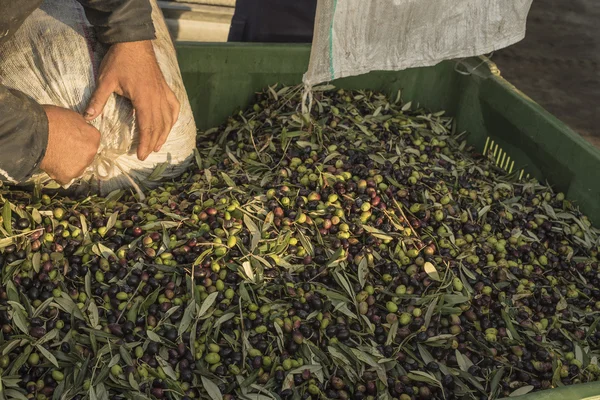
xmin=175 ymin=43 xmax=600 ymax=228
xmin=174 ymin=43 xmax=600 ymax=399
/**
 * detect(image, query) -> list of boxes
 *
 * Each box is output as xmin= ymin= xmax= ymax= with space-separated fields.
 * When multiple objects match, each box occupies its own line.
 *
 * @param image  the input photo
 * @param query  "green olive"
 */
xmin=399 ymin=313 xmax=412 ymax=326
xmin=110 ymin=364 xmax=123 ymax=377
xmin=386 ymin=301 xmax=398 ymax=313
xmin=28 ymin=353 xmax=40 ymax=366
xmin=51 ymin=370 xmax=65 ymax=382
xmin=205 ymin=353 xmax=221 ymax=365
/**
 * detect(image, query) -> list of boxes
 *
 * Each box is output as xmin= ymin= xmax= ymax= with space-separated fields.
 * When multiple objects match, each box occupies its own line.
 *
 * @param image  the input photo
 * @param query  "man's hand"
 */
xmin=40 ymin=105 xmax=101 ymax=185
xmin=84 ymin=40 xmax=180 ymax=161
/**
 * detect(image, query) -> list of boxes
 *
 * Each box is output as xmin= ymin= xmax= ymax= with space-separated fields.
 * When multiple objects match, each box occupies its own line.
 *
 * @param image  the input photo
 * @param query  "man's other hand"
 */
xmin=40 ymin=105 xmax=101 ymax=185
xmin=84 ymin=41 xmax=180 ymax=161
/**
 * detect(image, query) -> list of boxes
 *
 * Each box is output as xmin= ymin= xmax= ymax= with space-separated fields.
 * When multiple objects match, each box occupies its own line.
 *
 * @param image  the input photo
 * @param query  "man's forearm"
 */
xmin=76 ymin=0 xmax=156 ymax=44
xmin=0 ymin=86 xmax=49 ymax=183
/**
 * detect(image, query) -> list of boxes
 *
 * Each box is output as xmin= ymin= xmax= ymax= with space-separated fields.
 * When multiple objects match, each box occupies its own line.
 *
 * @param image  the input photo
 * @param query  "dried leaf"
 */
xmin=424 ymin=262 xmax=441 ymax=281
xmin=241 ymin=261 xmax=255 ymax=282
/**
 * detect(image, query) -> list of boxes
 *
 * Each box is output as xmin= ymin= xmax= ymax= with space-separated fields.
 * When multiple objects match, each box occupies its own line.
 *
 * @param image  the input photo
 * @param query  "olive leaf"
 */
xmin=128 ymin=372 xmax=140 ymax=391
xmin=9 ymin=306 xmax=29 ymax=334
xmin=357 ymin=256 xmax=369 ymax=289
xmin=407 ymin=371 xmax=439 ymax=386
xmin=156 ymin=357 xmax=177 ymax=380
xmin=221 ymin=172 xmax=236 ymax=188
xmin=423 ymin=297 xmax=439 ymax=329
xmin=32 ymin=252 xmax=41 ymax=274
xmin=2 ymin=340 xmax=22 ymax=356
xmin=119 ymin=346 xmax=133 ymax=367
xmin=243 ymin=215 xmax=261 ymax=251
xmin=418 ymin=344 xmax=434 ymax=365
xmin=361 ymin=224 xmax=394 ymax=241
xmin=92 ymin=243 xmax=116 ymax=259
xmin=3 ymin=201 xmax=13 ymax=235
xmin=146 ymin=330 xmax=162 ymax=343
xmin=53 ymin=294 xmax=84 ymax=320
xmin=94 ymin=383 xmax=109 ymax=400
xmin=509 ymin=385 xmax=534 ymax=397
xmin=385 ymin=321 xmax=398 ymax=346
xmin=201 ymin=376 xmax=223 ymax=400
xmin=455 ymin=350 xmax=472 ymax=372
xmin=9 ymin=345 xmax=32 ymax=375
xmin=36 ymin=329 xmax=58 ymax=346
xmin=87 ymin=301 xmax=100 ymax=329
xmin=198 ymin=292 xmax=218 ymax=318
xmin=273 ymin=322 xmax=285 ymax=353
xmin=178 ymin=301 xmax=198 ymax=336
xmin=490 ymin=367 xmax=506 ymax=396
xmin=126 ymin=298 xmax=142 ymax=323
xmin=4 ymin=389 xmax=28 ymax=400
xmin=140 ymin=289 xmax=161 ymax=313
xmin=106 ymin=211 xmax=118 ymax=231
xmin=35 ymin=344 xmax=59 ymax=368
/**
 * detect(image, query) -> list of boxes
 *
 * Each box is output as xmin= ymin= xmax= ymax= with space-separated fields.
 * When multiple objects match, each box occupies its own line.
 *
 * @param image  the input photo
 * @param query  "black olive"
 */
xmin=17 ymin=218 xmax=30 ymax=229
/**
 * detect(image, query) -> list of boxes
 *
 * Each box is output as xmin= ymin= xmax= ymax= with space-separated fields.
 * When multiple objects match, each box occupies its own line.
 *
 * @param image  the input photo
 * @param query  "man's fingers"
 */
xmin=154 ymin=92 xmax=179 ymax=152
xmin=85 ymin=78 xmax=115 ymax=121
xmin=137 ymin=129 xmax=152 ymax=161
xmin=83 ymin=125 xmax=102 ymax=156
xmin=170 ymin=95 xmax=180 ymax=127
xmin=136 ymin=122 xmax=154 ymax=161
xmin=135 ymin=103 xmax=161 ymax=161
xmin=154 ymin=110 xmax=172 ymax=152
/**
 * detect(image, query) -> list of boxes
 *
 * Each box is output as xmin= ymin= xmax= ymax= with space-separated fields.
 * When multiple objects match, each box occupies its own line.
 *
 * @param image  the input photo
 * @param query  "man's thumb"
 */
xmin=84 ymin=79 xmax=114 ymax=121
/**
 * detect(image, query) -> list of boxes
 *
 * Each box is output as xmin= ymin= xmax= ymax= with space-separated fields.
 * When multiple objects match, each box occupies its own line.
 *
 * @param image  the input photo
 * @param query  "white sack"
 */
xmin=304 ymin=0 xmax=533 ymax=87
xmin=0 ymin=0 xmax=196 ymax=195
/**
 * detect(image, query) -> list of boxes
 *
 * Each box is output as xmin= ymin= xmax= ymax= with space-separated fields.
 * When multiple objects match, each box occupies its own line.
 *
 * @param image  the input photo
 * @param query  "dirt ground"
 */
xmin=493 ymin=0 xmax=600 ymax=147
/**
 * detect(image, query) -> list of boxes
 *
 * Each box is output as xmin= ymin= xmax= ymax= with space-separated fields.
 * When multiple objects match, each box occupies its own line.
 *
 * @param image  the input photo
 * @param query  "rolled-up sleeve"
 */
xmin=0 ymin=86 xmax=49 ymax=183
xmin=76 ymin=0 xmax=156 ymax=44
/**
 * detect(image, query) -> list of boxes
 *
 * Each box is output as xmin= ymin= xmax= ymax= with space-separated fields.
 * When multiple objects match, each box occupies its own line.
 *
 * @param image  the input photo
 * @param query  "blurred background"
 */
xmin=158 ymin=0 xmax=599 ymax=147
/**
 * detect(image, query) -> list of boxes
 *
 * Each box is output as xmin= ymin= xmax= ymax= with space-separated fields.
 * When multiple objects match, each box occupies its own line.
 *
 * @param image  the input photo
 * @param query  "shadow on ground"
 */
xmin=494 ymin=0 xmax=599 ymax=147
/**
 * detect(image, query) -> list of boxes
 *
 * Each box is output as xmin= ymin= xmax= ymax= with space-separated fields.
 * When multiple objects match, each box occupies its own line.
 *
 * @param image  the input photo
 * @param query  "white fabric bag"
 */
xmin=0 ymin=0 xmax=196 ymax=195
xmin=304 ymin=0 xmax=533 ymax=87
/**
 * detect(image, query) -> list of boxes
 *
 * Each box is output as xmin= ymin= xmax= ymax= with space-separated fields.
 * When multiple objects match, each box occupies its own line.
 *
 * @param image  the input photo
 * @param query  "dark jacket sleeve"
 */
xmin=0 ymin=86 xmax=48 ymax=183
xmin=76 ymin=0 xmax=156 ymax=44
